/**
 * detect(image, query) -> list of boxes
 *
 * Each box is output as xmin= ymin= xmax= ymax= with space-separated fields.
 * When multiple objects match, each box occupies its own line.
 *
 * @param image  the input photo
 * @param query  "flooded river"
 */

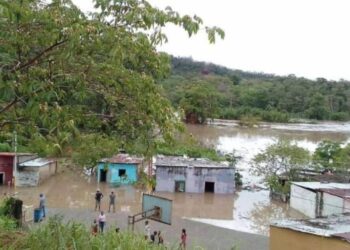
xmin=1 ymin=121 xmax=350 ymax=236
xmin=186 ymin=121 xmax=350 ymax=234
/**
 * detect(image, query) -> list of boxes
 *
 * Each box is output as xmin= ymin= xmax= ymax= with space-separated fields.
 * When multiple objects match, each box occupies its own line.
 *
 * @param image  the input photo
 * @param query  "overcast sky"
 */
xmin=72 ymin=0 xmax=350 ymax=80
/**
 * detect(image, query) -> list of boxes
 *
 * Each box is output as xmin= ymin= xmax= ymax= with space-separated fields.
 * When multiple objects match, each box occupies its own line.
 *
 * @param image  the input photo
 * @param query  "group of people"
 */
xmin=144 ymin=220 xmax=187 ymax=249
xmin=37 ymin=188 xmax=187 ymax=247
xmin=91 ymin=189 xmax=116 ymax=234
xmin=94 ymin=189 xmax=116 ymax=213
xmin=144 ymin=220 xmax=164 ymax=244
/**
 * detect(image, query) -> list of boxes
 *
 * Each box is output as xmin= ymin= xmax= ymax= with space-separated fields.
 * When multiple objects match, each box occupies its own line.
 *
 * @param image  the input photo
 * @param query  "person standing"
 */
xmin=91 ymin=219 xmax=98 ymax=236
xmin=180 ymin=228 xmax=187 ymax=250
xmin=158 ymin=231 xmax=164 ymax=245
xmin=108 ymin=191 xmax=116 ymax=213
xmin=39 ymin=193 xmax=46 ymax=218
xmin=144 ymin=220 xmax=151 ymax=240
xmin=98 ymin=211 xmax=106 ymax=233
xmin=95 ymin=189 xmax=103 ymax=211
xmin=150 ymin=231 xmax=157 ymax=243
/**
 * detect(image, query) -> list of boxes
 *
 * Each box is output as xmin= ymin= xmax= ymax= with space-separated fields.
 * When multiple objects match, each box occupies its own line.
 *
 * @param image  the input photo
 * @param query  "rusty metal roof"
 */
xmin=100 ymin=154 xmax=143 ymax=164
xmin=320 ymin=188 xmax=350 ymax=199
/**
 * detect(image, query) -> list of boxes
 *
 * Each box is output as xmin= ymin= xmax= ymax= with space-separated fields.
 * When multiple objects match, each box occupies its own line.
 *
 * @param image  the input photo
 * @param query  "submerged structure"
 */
xmin=0 ymin=152 xmax=36 ymax=186
xmin=97 ymin=154 xmax=143 ymax=185
xmin=155 ymin=156 xmax=235 ymax=194
xmin=290 ymin=182 xmax=350 ymax=218
xmin=270 ymin=214 xmax=350 ymax=250
xmin=17 ymin=158 xmax=57 ymax=187
xmin=0 ymin=153 xmax=56 ymax=187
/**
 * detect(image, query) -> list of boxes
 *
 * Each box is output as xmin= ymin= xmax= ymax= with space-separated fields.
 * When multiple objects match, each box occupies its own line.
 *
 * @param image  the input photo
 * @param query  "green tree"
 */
xmin=306 ymin=93 xmax=329 ymax=120
xmin=0 ymin=0 xmax=224 ymax=159
xmin=335 ymin=144 xmax=350 ymax=170
xmin=179 ymin=82 xmax=220 ymax=124
xmin=313 ymin=140 xmax=342 ymax=170
xmin=252 ymin=140 xmax=310 ymax=189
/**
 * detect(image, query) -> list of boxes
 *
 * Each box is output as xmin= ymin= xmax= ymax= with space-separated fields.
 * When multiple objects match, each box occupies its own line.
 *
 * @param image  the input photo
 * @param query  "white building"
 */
xmin=17 ymin=158 xmax=57 ymax=187
xmin=290 ymin=182 xmax=350 ymax=218
xmin=155 ymin=156 xmax=235 ymax=194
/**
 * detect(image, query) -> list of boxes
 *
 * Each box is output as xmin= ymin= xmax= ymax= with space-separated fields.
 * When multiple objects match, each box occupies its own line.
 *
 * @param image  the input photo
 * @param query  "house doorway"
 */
xmin=0 ymin=173 xmax=4 ymax=185
xmin=118 ymin=169 xmax=126 ymax=177
xmin=100 ymin=169 xmax=107 ymax=182
xmin=205 ymin=182 xmax=215 ymax=193
xmin=175 ymin=181 xmax=185 ymax=192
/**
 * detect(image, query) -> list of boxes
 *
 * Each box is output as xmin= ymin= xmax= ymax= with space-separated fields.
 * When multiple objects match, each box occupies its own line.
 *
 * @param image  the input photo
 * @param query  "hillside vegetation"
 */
xmin=161 ymin=57 xmax=350 ymax=123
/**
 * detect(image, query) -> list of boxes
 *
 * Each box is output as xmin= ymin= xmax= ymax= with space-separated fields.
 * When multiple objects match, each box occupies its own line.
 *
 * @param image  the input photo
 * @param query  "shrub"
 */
xmin=330 ymin=112 xmax=349 ymax=121
xmin=2 ymin=216 xmax=167 ymax=250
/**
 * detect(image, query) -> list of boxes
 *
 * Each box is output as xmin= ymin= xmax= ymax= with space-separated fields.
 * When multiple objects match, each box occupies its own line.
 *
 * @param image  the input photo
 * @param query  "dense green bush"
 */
xmin=330 ymin=112 xmax=349 ymax=121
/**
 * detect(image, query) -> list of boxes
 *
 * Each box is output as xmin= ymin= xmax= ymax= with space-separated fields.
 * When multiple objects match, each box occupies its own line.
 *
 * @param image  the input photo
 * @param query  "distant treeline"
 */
xmin=160 ymin=57 xmax=350 ymax=123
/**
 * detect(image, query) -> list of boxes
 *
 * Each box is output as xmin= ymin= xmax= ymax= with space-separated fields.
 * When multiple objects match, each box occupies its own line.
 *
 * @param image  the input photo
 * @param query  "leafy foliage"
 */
xmin=160 ymin=57 xmax=350 ymax=123
xmin=251 ymin=140 xmax=310 ymax=183
xmin=0 ymin=0 xmax=224 ymax=159
xmin=312 ymin=140 xmax=350 ymax=171
xmin=313 ymin=141 xmax=342 ymax=169
xmin=1 ymin=216 xmax=168 ymax=249
xmin=156 ymin=134 xmax=224 ymax=162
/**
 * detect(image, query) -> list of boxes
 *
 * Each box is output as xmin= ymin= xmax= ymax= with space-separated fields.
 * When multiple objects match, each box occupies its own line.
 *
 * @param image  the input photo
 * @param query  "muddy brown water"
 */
xmin=1 ymin=121 xmax=349 ymax=236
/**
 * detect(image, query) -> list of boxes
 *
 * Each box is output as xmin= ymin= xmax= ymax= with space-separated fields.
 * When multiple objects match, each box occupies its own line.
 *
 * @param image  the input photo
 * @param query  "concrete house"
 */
xmin=0 ymin=153 xmax=36 ymax=186
xmin=17 ymin=158 xmax=57 ymax=187
xmin=155 ymin=156 xmax=235 ymax=194
xmin=290 ymin=182 xmax=350 ymax=218
xmin=97 ymin=154 xmax=143 ymax=185
xmin=270 ymin=214 xmax=350 ymax=250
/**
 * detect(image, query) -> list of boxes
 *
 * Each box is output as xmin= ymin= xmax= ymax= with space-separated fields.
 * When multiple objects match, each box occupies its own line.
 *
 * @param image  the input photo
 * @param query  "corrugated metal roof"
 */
xmin=155 ymin=156 xmax=229 ymax=168
xmin=100 ymin=154 xmax=142 ymax=164
xmin=271 ymin=214 xmax=350 ymax=239
xmin=19 ymin=158 xmax=54 ymax=167
xmin=320 ymin=189 xmax=350 ymax=199
xmin=291 ymin=182 xmax=350 ymax=190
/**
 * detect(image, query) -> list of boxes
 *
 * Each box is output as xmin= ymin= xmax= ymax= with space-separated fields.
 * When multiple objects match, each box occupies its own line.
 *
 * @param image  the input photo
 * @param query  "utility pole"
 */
xmin=13 ymin=130 xmax=17 ymax=187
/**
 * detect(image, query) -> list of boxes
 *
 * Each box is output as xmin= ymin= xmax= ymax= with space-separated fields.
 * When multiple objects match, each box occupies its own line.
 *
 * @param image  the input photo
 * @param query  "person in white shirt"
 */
xmin=98 ymin=211 xmax=106 ymax=233
xmin=144 ymin=220 xmax=151 ymax=240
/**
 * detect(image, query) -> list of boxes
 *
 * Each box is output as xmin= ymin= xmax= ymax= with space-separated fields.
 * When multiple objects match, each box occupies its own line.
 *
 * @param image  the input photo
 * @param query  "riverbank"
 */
xmin=207 ymin=119 xmax=350 ymax=132
xmin=41 ymin=208 xmax=268 ymax=250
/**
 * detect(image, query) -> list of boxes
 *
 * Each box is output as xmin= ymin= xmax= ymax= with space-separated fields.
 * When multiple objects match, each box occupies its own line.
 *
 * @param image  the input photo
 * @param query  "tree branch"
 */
xmin=12 ymin=39 xmax=68 ymax=72
xmin=0 ymin=97 xmax=18 ymax=114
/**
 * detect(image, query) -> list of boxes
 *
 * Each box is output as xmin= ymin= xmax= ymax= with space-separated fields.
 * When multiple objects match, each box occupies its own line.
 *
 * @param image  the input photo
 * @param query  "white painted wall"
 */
xmin=344 ymin=199 xmax=350 ymax=213
xmin=322 ymin=192 xmax=343 ymax=217
xmin=290 ymin=184 xmax=317 ymax=218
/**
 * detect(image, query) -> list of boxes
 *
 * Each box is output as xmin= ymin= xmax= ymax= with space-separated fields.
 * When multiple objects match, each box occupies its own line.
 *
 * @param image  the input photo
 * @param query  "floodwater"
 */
xmin=1 ymin=121 xmax=349 ymax=236
xmin=186 ymin=121 xmax=350 ymax=235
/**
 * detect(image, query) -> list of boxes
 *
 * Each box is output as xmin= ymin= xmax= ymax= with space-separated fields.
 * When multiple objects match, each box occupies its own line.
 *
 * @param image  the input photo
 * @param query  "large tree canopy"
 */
xmin=0 ymin=0 xmax=224 ymax=160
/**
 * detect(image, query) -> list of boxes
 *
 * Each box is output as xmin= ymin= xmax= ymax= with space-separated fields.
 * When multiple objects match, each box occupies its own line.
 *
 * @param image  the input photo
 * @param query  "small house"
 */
xmin=270 ymin=214 xmax=350 ymax=250
xmin=290 ymin=182 xmax=350 ymax=218
xmin=155 ymin=156 xmax=235 ymax=194
xmin=17 ymin=158 xmax=57 ymax=187
xmin=0 ymin=153 xmax=36 ymax=186
xmin=97 ymin=154 xmax=143 ymax=185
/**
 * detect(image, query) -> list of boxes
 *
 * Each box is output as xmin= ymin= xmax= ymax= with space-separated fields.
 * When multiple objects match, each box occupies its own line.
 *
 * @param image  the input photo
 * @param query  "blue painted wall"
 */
xmin=97 ymin=163 xmax=138 ymax=184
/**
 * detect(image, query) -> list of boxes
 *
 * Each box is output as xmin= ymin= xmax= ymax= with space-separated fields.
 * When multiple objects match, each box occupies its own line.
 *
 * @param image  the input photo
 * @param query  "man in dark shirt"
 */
xmin=95 ymin=189 xmax=103 ymax=211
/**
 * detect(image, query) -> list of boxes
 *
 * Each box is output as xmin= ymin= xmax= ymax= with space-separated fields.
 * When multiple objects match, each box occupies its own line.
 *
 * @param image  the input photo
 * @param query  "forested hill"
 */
xmin=160 ymin=56 xmax=350 ymax=123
